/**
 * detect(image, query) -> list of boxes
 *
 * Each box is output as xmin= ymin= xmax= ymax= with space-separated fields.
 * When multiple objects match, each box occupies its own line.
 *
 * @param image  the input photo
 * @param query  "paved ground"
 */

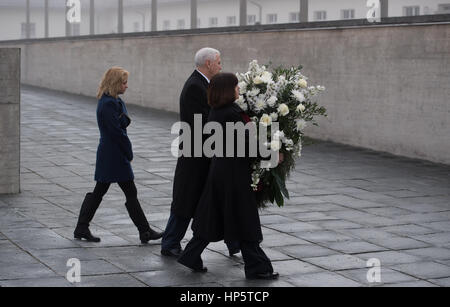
xmin=0 ymin=86 xmax=449 ymax=287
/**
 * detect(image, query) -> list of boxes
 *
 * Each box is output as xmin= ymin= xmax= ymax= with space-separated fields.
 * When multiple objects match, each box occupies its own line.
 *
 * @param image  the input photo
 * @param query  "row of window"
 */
xmin=21 ymin=5 xmax=448 ymax=38
xmin=159 ymin=9 xmax=346 ymax=30
xmin=160 ymin=5 xmax=424 ymax=30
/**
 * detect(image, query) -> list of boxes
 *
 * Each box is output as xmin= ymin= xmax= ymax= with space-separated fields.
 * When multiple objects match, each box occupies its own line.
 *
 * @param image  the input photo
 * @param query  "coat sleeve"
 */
xmin=184 ymin=83 xmax=209 ymax=126
xmin=101 ymin=101 xmax=133 ymax=161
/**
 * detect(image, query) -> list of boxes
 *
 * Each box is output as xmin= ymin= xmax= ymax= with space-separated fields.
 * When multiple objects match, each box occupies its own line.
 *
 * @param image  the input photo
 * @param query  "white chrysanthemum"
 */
xmin=235 ymin=96 xmax=248 ymax=111
xmin=238 ymin=81 xmax=247 ymax=94
xmin=317 ymin=85 xmax=326 ymax=91
xmin=273 ymin=130 xmax=285 ymax=142
xmin=285 ymin=138 xmax=294 ymax=151
xmin=278 ymin=103 xmax=290 ymax=116
xmin=298 ymin=79 xmax=308 ymax=89
xmin=296 ymin=104 xmax=306 ymax=112
xmin=254 ymin=98 xmax=266 ymax=112
xmin=296 ymin=119 xmax=307 ymax=131
xmin=292 ymin=90 xmax=306 ymax=103
xmin=260 ymin=114 xmax=272 ymax=127
xmin=270 ymin=112 xmax=278 ymax=122
xmin=249 ymin=60 xmax=258 ymax=69
xmin=248 ymin=88 xmax=260 ymax=97
xmin=266 ymin=96 xmax=278 ymax=107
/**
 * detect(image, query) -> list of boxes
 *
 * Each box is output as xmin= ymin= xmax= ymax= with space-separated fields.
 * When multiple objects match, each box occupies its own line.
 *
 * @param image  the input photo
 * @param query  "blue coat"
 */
xmin=94 ymin=94 xmax=134 ymax=183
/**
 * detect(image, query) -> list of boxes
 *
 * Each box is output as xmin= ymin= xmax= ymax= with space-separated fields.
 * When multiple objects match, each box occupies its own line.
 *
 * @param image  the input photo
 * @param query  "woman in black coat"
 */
xmin=74 ymin=67 xmax=163 ymax=244
xmin=177 ymin=73 xmax=279 ymax=280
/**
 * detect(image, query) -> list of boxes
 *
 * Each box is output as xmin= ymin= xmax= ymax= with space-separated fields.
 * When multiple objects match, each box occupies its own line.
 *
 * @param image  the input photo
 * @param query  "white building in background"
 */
xmin=0 ymin=0 xmax=449 ymax=41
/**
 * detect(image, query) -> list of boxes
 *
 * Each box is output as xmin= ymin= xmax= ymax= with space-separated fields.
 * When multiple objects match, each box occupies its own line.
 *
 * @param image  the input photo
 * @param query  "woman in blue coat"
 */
xmin=74 ymin=67 xmax=163 ymax=244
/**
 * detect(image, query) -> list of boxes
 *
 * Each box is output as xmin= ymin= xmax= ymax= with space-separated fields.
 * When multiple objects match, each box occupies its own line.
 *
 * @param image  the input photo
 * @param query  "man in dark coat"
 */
xmin=162 ymin=47 xmax=241 ymax=257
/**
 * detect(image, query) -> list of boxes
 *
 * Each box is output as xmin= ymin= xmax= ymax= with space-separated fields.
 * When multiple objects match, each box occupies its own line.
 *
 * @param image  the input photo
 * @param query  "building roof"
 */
xmin=0 ymin=0 xmax=192 ymax=9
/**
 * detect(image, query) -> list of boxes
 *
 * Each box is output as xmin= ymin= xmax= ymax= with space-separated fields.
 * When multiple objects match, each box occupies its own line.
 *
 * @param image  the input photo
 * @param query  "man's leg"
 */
xmin=161 ymin=211 xmax=191 ymax=255
xmin=225 ymin=240 xmax=241 ymax=256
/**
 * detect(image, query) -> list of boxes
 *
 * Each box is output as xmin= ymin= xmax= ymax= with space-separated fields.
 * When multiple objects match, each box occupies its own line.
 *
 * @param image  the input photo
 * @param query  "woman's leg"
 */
xmin=92 ymin=181 xmax=111 ymax=199
xmin=118 ymin=180 xmax=150 ymax=233
xmin=177 ymin=236 xmax=209 ymax=272
xmin=74 ymin=182 xmax=110 ymax=242
xmin=118 ymin=181 xmax=163 ymax=243
xmin=240 ymin=241 xmax=276 ymax=278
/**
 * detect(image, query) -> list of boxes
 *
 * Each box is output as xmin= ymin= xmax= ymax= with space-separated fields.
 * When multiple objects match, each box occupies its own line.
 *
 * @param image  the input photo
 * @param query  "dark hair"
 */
xmin=208 ymin=72 xmax=238 ymax=108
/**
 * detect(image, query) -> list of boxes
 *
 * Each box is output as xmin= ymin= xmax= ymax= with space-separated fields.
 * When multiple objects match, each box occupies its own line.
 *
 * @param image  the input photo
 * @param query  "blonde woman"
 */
xmin=74 ymin=67 xmax=163 ymax=244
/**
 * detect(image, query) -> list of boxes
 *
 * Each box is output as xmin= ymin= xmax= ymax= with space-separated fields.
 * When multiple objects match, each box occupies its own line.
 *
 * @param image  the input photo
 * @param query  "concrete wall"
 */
xmin=0 ymin=48 xmax=20 ymax=194
xmin=1 ymin=22 xmax=450 ymax=165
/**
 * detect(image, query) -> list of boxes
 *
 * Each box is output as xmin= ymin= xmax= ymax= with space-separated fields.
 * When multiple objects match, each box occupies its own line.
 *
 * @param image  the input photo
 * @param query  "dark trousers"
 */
xmin=77 ymin=181 xmax=150 ymax=233
xmin=161 ymin=212 xmax=240 ymax=252
xmin=161 ymin=212 xmax=191 ymax=251
xmin=178 ymin=236 xmax=273 ymax=277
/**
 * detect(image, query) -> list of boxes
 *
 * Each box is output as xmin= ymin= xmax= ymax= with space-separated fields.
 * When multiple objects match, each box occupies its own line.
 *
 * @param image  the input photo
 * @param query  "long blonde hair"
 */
xmin=97 ymin=67 xmax=129 ymax=99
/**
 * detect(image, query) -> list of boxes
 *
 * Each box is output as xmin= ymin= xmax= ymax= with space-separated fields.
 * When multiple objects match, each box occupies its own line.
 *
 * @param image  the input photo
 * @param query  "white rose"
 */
xmin=266 ymin=96 xmax=278 ymax=107
xmin=278 ymin=103 xmax=290 ymax=116
xmin=270 ymin=140 xmax=281 ymax=151
xmin=261 ymin=71 xmax=273 ymax=83
xmin=292 ymin=90 xmax=306 ymax=103
xmin=296 ymin=104 xmax=306 ymax=112
xmin=270 ymin=112 xmax=278 ymax=122
xmin=253 ymin=76 xmax=264 ymax=85
xmin=298 ymin=79 xmax=308 ymax=88
xmin=260 ymin=114 xmax=272 ymax=127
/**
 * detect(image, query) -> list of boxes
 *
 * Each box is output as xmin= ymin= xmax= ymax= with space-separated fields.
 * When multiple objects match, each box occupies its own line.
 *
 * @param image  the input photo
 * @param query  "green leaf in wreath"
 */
xmin=272 ymin=170 xmax=290 ymax=200
xmin=274 ymin=186 xmax=284 ymax=208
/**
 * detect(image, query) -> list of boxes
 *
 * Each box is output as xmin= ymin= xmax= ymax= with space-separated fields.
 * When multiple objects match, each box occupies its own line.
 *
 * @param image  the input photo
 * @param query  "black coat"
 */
xmin=192 ymin=103 xmax=263 ymax=243
xmin=171 ymin=70 xmax=211 ymax=218
xmin=94 ymin=94 xmax=134 ymax=183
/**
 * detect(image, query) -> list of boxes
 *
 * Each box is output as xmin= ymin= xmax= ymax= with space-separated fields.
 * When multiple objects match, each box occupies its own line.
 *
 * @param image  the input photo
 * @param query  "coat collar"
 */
xmin=192 ymin=70 xmax=209 ymax=87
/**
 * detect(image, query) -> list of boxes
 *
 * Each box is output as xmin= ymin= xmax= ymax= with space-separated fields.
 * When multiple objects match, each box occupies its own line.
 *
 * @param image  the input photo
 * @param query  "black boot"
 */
xmin=74 ymin=193 xmax=102 ymax=243
xmin=125 ymin=198 xmax=163 ymax=243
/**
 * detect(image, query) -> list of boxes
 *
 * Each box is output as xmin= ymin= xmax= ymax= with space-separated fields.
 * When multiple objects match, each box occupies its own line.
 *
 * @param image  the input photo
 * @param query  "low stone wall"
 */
xmin=1 ymin=20 xmax=449 ymax=165
xmin=0 ymin=48 xmax=20 ymax=194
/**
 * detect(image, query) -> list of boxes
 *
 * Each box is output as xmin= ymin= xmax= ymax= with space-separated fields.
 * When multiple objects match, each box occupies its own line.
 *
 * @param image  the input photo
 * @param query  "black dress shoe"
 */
xmin=246 ymin=272 xmax=279 ymax=280
xmin=229 ymin=248 xmax=241 ymax=257
xmin=140 ymin=228 xmax=164 ymax=244
xmin=192 ymin=266 xmax=208 ymax=273
xmin=74 ymin=228 xmax=101 ymax=243
xmin=161 ymin=248 xmax=183 ymax=258
xmin=177 ymin=258 xmax=208 ymax=273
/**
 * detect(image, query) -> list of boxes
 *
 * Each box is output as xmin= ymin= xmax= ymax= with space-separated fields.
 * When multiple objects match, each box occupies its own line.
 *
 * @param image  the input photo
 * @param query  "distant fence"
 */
xmin=1 ymin=16 xmax=449 ymax=165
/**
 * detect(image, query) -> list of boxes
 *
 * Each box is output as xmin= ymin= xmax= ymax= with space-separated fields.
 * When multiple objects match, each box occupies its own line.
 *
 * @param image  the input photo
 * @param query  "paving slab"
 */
xmin=287 ymin=271 xmax=362 ymax=287
xmin=391 ymin=262 xmax=450 ymax=280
